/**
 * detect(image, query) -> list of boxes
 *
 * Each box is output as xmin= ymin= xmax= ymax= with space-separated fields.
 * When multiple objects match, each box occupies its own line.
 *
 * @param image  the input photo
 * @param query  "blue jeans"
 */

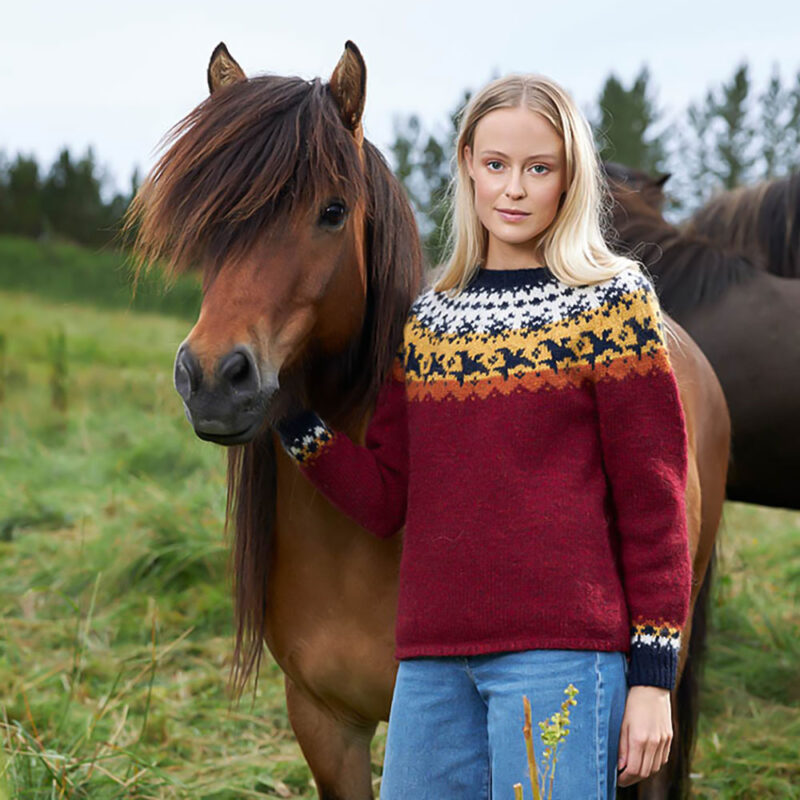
xmin=380 ymin=650 xmax=628 ymax=800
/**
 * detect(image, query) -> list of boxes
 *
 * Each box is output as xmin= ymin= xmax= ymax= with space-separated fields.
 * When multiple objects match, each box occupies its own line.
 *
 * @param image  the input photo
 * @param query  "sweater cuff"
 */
xmin=275 ymin=410 xmax=336 ymax=464
xmin=627 ymin=622 xmax=681 ymax=689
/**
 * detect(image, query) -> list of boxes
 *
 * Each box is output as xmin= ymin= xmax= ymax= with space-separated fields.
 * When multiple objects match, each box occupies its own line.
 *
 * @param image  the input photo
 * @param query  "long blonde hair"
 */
xmin=434 ymin=74 xmax=642 ymax=295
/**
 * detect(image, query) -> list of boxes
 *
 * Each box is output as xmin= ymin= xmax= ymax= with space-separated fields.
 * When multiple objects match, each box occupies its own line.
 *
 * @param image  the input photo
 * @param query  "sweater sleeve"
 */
xmin=590 ymin=273 xmax=692 ymax=690
xmin=274 ymin=349 xmax=408 ymax=539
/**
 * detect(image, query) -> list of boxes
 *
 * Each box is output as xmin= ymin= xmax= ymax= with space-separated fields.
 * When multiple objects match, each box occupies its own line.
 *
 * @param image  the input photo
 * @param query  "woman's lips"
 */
xmin=496 ymin=208 xmax=530 ymax=222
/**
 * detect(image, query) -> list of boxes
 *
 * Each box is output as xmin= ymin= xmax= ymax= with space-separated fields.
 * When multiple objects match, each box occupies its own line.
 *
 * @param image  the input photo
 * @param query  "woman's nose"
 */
xmin=504 ymin=169 xmax=525 ymax=199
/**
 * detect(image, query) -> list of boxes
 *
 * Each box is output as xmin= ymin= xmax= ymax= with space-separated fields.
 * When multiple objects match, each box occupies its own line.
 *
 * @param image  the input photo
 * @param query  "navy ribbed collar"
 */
xmin=469 ymin=266 xmax=555 ymax=290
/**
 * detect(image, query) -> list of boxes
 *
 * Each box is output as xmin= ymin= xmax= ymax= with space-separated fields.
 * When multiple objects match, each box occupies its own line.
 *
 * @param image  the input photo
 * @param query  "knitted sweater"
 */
xmin=276 ymin=265 xmax=691 ymax=689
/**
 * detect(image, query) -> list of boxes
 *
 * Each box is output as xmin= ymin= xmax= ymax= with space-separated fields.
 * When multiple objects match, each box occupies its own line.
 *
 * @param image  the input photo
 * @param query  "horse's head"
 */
xmin=129 ymin=42 xmax=420 ymax=445
xmin=602 ymin=161 xmax=671 ymax=218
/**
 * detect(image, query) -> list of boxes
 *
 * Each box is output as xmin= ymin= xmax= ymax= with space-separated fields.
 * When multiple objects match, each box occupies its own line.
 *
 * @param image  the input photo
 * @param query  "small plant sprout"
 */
xmin=513 ymin=683 xmax=579 ymax=800
xmin=0 ymin=332 xmax=6 ymax=404
xmin=47 ymin=326 xmax=68 ymax=414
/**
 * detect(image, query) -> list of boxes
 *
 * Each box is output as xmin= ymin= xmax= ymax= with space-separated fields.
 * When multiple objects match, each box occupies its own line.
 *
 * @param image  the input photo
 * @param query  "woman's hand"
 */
xmin=617 ymin=685 xmax=673 ymax=787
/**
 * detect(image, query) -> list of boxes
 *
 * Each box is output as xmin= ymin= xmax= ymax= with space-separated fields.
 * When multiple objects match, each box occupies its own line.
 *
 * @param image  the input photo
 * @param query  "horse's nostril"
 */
xmin=175 ymin=345 xmax=202 ymax=401
xmin=219 ymin=348 xmax=259 ymax=392
xmin=221 ymin=352 xmax=248 ymax=383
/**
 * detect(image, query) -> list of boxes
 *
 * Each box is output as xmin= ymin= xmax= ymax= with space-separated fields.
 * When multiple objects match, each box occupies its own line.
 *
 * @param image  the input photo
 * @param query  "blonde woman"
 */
xmin=276 ymin=74 xmax=690 ymax=799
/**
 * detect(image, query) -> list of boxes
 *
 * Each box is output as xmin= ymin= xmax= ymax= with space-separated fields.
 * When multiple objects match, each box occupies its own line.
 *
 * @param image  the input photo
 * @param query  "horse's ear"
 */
xmin=208 ymin=42 xmax=247 ymax=95
xmin=329 ymin=40 xmax=366 ymax=144
xmin=656 ymin=172 xmax=672 ymax=188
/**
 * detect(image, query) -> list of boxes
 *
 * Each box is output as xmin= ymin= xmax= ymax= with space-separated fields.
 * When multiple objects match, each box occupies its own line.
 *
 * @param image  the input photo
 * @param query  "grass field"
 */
xmin=0 ymin=236 xmax=201 ymax=321
xmin=0 ymin=245 xmax=798 ymax=798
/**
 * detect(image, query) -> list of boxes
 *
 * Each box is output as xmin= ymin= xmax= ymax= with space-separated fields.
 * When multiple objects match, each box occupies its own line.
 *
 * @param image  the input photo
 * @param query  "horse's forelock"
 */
xmin=129 ymin=75 xmax=367 ymax=277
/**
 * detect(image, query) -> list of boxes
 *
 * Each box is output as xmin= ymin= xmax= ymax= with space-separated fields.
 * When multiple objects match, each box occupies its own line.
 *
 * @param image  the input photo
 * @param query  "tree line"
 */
xmin=0 ymin=147 xmax=137 ymax=248
xmin=1 ymin=60 xmax=798 ymax=260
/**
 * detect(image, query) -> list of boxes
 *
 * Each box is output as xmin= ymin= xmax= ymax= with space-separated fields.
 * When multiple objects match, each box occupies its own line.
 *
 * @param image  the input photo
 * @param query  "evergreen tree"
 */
xmin=42 ymin=148 xmax=102 ymax=243
xmin=594 ymin=66 xmax=669 ymax=175
xmin=668 ymin=63 xmax=758 ymax=215
xmin=0 ymin=151 xmax=9 ymax=232
xmin=759 ymin=66 xmax=800 ymax=176
xmin=0 ymin=154 xmax=45 ymax=237
xmin=670 ymin=89 xmax=720 ymax=213
xmin=42 ymin=147 xmax=117 ymax=246
xmin=759 ymin=64 xmax=787 ymax=179
xmin=389 ymin=90 xmax=470 ymax=267
xmin=788 ymin=70 xmax=800 ymax=173
xmin=390 ymin=114 xmax=425 ymax=215
xmin=713 ymin=63 xmax=755 ymax=189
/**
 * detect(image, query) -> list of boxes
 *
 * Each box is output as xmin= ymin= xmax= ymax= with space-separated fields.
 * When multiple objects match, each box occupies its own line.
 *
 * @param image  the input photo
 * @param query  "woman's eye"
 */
xmin=530 ymin=164 xmax=550 ymax=175
xmin=319 ymin=201 xmax=347 ymax=228
xmin=487 ymin=160 xmax=503 ymax=171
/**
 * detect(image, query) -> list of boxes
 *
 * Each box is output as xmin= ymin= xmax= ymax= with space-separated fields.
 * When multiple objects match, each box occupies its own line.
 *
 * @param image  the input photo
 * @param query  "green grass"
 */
xmin=0 ymin=284 xmax=796 ymax=798
xmin=692 ymin=505 xmax=800 ymax=798
xmin=0 ymin=235 xmax=201 ymax=320
xmin=0 ymin=290 xmax=334 ymax=798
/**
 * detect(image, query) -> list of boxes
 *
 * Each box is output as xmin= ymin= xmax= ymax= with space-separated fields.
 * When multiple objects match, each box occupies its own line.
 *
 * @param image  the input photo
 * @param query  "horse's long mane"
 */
xmin=128 ymin=73 xmax=422 ymax=694
xmin=683 ymin=172 xmax=800 ymax=278
xmin=605 ymin=175 xmax=760 ymax=316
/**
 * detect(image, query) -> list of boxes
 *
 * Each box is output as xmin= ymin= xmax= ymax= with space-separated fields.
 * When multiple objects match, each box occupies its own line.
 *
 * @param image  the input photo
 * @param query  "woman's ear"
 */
xmin=464 ymin=145 xmax=475 ymax=180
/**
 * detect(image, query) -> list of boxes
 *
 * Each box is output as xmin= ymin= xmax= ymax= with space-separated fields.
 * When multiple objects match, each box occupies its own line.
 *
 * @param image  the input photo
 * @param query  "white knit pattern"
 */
xmin=412 ymin=267 xmax=651 ymax=336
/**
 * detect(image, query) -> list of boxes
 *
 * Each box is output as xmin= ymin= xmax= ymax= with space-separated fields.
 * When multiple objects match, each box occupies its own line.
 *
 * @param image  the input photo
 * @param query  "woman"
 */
xmin=276 ymin=73 xmax=690 ymax=799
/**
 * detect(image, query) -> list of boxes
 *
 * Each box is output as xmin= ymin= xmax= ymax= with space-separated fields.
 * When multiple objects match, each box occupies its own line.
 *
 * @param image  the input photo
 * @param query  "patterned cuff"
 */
xmin=627 ymin=621 xmax=681 ymax=689
xmin=275 ymin=409 xmax=336 ymax=464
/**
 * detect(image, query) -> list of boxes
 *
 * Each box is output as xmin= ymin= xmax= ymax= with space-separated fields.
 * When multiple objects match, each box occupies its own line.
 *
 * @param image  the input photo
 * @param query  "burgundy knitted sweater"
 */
xmin=276 ymin=265 xmax=691 ymax=689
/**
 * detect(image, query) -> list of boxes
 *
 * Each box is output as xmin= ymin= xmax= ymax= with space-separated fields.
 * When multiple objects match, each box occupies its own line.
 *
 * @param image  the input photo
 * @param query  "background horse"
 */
xmin=602 ymin=163 xmax=800 ymax=280
xmin=685 ymin=172 xmax=800 ymax=279
xmin=604 ymin=162 xmax=800 ymax=511
xmin=128 ymin=46 xmax=728 ymax=800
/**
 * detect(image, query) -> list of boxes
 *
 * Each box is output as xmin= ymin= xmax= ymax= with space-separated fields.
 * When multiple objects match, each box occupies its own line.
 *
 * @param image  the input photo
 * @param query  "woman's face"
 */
xmin=464 ymin=106 xmax=567 ymax=255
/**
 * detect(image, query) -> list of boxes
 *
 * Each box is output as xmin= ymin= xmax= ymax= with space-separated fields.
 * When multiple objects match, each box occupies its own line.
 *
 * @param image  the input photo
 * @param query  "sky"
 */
xmin=2 ymin=0 xmax=799 ymax=194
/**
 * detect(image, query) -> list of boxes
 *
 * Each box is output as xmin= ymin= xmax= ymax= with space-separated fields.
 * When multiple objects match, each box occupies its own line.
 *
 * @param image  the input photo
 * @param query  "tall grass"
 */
xmin=0 ymin=290 xmax=322 ymax=798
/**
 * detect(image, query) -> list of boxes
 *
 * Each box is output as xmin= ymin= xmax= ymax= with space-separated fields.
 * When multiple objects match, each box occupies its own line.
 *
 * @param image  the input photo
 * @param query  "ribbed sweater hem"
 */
xmin=627 ymin=643 xmax=679 ymax=690
xmin=395 ymin=635 xmax=629 ymax=660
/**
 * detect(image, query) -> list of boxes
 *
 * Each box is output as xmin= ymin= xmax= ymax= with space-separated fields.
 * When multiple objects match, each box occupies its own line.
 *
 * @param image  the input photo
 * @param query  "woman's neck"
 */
xmin=483 ymin=235 xmax=545 ymax=271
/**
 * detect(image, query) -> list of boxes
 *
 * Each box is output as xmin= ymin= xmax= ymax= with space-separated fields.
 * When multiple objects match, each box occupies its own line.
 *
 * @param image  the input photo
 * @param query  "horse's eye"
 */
xmin=319 ymin=201 xmax=347 ymax=229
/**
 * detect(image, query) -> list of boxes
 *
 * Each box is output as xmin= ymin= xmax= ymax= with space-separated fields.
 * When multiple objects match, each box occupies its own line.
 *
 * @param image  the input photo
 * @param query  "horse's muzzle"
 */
xmin=174 ymin=343 xmax=278 ymax=445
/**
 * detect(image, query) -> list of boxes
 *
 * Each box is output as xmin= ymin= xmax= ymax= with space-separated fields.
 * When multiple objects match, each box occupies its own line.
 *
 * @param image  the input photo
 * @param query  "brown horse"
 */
xmin=128 ymin=48 xmax=728 ymax=800
xmin=685 ymin=172 xmax=800 ymax=278
xmin=604 ymin=162 xmax=800 ymax=511
xmin=602 ymin=162 xmax=800 ymax=279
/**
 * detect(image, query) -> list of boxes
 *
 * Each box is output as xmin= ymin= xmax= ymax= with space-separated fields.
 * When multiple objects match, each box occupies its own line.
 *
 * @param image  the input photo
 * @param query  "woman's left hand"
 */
xmin=617 ymin=685 xmax=673 ymax=787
